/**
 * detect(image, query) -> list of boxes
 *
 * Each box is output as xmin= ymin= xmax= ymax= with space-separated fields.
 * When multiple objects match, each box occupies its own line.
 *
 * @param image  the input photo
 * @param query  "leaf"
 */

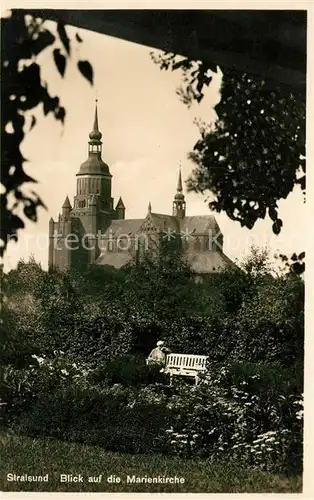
xmin=29 ymin=115 xmax=36 ymax=131
xmin=172 ymin=60 xmax=188 ymax=71
xmin=32 ymin=30 xmax=55 ymax=55
xmin=298 ymin=251 xmax=305 ymax=260
xmin=203 ymin=75 xmax=213 ymax=87
xmin=77 ymin=60 xmax=93 ymax=85
xmin=53 ymin=49 xmax=66 ymax=77
xmin=268 ymin=206 xmax=278 ymax=222
xmin=196 ymin=78 xmax=204 ymax=94
xmin=24 ymin=203 xmax=38 ymax=222
xmin=42 ymin=96 xmax=59 ymax=116
xmin=291 ymin=262 xmax=305 ymax=275
xmin=57 ymin=22 xmax=70 ymax=55
xmin=272 ymin=219 xmax=282 ymax=235
xmin=296 ymin=175 xmax=305 ymax=191
xmin=54 ymin=107 xmax=66 ymax=124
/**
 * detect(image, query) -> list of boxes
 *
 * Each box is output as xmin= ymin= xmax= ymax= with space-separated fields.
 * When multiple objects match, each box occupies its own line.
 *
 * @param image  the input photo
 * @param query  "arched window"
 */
xmin=78 ymin=200 xmax=86 ymax=208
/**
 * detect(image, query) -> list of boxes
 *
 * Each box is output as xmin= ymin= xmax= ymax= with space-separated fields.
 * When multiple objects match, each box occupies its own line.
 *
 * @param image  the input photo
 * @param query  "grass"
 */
xmin=0 ymin=431 xmax=302 ymax=493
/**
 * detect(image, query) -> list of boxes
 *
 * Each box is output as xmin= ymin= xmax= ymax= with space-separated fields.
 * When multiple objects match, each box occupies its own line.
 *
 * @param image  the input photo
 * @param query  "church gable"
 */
xmin=139 ymin=213 xmax=179 ymax=235
xmin=139 ymin=213 xmax=160 ymax=234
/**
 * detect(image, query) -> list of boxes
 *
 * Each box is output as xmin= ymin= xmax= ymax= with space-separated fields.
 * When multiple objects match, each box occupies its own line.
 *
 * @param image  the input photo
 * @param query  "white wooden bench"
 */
xmin=164 ymin=353 xmax=208 ymax=385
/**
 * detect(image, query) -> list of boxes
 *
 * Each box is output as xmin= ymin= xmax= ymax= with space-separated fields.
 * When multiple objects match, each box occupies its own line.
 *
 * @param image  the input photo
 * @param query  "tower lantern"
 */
xmin=88 ymin=99 xmax=102 ymax=155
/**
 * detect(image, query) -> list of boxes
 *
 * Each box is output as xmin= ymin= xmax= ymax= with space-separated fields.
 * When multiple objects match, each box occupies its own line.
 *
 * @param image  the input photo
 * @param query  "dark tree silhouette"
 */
xmin=1 ymin=10 xmax=93 ymax=256
xmin=151 ymin=52 xmax=306 ymax=235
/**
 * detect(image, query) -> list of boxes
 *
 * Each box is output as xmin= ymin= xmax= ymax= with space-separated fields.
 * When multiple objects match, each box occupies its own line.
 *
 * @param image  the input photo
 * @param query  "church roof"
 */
xmin=148 ymin=213 xmax=180 ymax=232
xmin=185 ymin=249 xmax=235 ymax=274
xmin=95 ymin=212 xmax=232 ymax=274
xmin=101 ymin=213 xmax=221 ymax=238
xmin=180 ymin=215 xmax=219 ymax=234
xmin=96 ymin=251 xmax=131 ymax=269
xmin=102 ymin=218 xmax=145 ymax=238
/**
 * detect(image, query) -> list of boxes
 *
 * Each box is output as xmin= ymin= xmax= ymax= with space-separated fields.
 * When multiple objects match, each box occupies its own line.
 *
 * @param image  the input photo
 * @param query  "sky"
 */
xmin=3 ymin=18 xmax=306 ymax=271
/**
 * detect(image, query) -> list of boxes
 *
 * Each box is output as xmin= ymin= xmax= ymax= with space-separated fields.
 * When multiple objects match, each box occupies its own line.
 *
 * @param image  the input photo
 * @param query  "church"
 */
xmin=48 ymin=102 xmax=234 ymax=275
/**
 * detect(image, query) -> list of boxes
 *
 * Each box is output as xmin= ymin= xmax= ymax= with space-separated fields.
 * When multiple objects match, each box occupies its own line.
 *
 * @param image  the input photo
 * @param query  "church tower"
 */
xmin=172 ymin=167 xmax=186 ymax=218
xmin=69 ymin=100 xmax=118 ymax=266
xmin=72 ymin=100 xmax=114 ymax=221
xmin=49 ymin=100 xmax=121 ymax=271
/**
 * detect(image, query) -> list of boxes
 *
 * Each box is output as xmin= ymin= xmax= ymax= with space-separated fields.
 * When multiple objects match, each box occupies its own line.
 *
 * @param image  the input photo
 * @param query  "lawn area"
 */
xmin=0 ymin=431 xmax=302 ymax=493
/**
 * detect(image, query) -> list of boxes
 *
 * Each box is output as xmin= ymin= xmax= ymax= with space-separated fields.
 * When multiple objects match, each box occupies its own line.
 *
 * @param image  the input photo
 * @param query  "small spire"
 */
xmin=177 ymin=164 xmax=183 ymax=192
xmin=116 ymin=196 xmax=125 ymax=209
xmin=148 ymin=201 xmax=152 ymax=214
xmin=62 ymin=195 xmax=71 ymax=208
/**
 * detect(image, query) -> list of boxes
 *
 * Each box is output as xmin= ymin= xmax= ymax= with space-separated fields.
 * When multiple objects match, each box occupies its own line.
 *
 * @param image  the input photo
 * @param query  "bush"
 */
xmin=0 ymin=354 xmax=91 ymax=426
xmin=14 ymin=383 xmax=171 ymax=454
xmin=88 ymin=354 xmax=168 ymax=386
xmin=4 ymin=355 xmax=302 ymax=475
xmin=162 ymin=363 xmax=303 ymax=474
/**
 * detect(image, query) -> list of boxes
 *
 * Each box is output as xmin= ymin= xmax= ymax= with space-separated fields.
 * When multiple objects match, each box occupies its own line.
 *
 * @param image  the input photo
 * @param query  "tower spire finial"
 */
xmin=173 ymin=163 xmax=186 ymax=218
xmin=148 ymin=201 xmax=152 ymax=214
xmin=93 ymin=98 xmax=99 ymax=132
xmin=177 ymin=163 xmax=183 ymax=192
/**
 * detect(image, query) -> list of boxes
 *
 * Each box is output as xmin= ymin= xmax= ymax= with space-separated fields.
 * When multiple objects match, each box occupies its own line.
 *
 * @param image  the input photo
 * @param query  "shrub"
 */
xmin=14 ymin=383 xmax=171 ymax=454
xmin=4 ymin=355 xmax=302 ymax=475
xmin=0 ymin=354 xmax=91 ymax=426
xmin=162 ymin=364 xmax=303 ymax=474
xmin=88 ymin=354 xmax=168 ymax=386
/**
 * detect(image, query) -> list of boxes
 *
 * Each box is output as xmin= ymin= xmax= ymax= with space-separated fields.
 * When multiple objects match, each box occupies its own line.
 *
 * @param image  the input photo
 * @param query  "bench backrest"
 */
xmin=165 ymin=353 xmax=208 ymax=371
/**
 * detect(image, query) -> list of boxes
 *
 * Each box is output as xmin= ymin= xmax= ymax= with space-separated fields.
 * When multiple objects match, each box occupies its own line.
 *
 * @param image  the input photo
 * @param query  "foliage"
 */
xmin=233 ymin=274 xmax=304 ymax=364
xmin=151 ymin=52 xmax=305 ymax=235
xmin=88 ymin=354 xmax=167 ymax=386
xmin=239 ymin=245 xmax=273 ymax=277
xmin=1 ymin=247 xmax=303 ymax=477
xmin=13 ymin=382 xmax=170 ymax=455
xmin=122 ymin=240 xmax=197 ymax=320
xmin=277 ymin=251 xmax=305 ymax=276
xmin=1 ymin=10 xmax=93 ymax=256
xmin=4 ymin=359 xmax=302 ymax=474
xmin=163 ymin=363 xmax=302 ymax=474
xmin=2 ymin=245 xmax=304 ymax=366
xmin=0 ymin=354 xmax=90 ymax=425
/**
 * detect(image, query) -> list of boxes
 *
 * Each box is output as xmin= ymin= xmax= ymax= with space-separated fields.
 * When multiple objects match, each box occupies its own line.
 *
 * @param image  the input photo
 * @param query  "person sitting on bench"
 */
xmin=147 ymin=340 xmax=170 ymax=368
